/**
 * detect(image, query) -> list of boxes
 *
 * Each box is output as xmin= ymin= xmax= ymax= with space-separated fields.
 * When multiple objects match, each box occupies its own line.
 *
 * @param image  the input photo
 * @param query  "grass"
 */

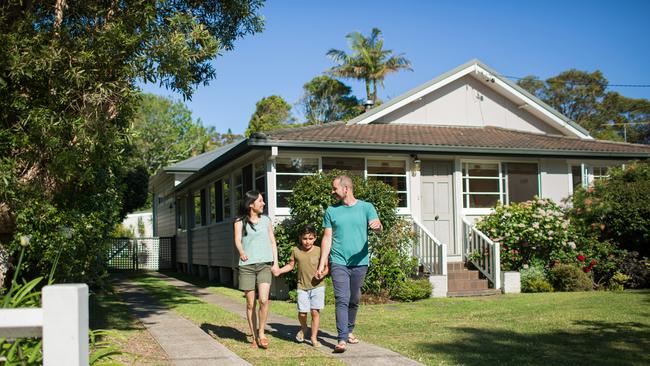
xmin=127 ymin=274 xmax=343 ymax=366
xmin=158 ymin=271 xmax=650 ymax=366
xmin=90 ymin=288 xmax=170 ymax=365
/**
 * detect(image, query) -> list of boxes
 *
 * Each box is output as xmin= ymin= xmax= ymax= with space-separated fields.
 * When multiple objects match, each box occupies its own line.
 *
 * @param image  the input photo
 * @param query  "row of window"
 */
xmin=173 ymin=156 xmax=614 ymax=227
xmin=275 ymin=157 xmax=408 ymax=207
xmin=176 ymin=161 xmax=266 ymax=229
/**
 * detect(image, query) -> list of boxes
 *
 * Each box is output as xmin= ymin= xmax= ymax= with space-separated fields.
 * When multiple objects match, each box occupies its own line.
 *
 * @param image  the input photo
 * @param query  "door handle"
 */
xmin=434 ymin=215 xmax=439 ymax=221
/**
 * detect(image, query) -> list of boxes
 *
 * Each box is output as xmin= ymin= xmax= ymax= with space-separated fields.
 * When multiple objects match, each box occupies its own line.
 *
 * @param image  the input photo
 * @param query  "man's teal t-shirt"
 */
xmin=322 ymin=200 xmax=379 ymax=266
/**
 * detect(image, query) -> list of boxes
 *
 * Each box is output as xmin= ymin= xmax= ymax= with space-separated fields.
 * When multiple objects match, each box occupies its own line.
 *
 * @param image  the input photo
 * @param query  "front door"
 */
xmin=421 ymin=161 xmax=456 ymax=255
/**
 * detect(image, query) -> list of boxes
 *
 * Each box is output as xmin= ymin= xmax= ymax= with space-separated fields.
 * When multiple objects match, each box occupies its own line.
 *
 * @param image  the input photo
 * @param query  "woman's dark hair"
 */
xmin=238 ymin=190 xmax=262 ymax=236
xmin=299 ymin=224 xmax=317 ymax=237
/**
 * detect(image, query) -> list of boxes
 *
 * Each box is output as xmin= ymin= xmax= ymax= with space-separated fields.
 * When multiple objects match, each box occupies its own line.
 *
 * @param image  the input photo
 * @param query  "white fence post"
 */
xmin=42 ymin=284 xmax=89 ymax=366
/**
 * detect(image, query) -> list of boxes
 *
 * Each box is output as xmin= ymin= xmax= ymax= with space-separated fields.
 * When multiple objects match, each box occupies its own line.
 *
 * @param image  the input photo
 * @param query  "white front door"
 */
xmin=421 ymin=161 xmax=457 ymax=255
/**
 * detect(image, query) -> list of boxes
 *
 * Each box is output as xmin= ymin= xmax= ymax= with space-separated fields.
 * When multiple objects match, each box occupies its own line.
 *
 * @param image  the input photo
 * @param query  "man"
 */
xmin=316 ymin=175 xmax=382 ymax=353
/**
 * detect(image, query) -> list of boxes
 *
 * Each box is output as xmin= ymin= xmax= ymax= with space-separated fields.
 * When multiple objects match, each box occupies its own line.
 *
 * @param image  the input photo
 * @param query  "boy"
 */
xmin=273 ymin=224 xmax=328 ymax=347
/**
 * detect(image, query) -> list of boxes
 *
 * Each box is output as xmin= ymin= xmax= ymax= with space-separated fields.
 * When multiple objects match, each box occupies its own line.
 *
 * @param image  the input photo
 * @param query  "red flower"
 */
xmin=589 ymin=259 xmax=597 ymax=266
xmin=577 ymin=254 xmax=586 ymax=262
xmin=583 ymin=267 xmax=591 ymax=273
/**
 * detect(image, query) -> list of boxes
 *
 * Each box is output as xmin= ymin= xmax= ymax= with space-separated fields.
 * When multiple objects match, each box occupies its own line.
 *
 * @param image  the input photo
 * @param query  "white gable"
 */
xmin=374 ymin=74 xmax=564 ymax=135
xmin=352 ymin=60 xmax=592 ymax=139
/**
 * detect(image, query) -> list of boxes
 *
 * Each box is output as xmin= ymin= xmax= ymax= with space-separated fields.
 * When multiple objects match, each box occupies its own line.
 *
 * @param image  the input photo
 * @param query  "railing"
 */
xmin=462 ymin=218 xmax=501 ymax=289
xmin=0 ymin=284 xmax=88 ymax=365
xmin=411 ymin=218 xmax=447 ymax=275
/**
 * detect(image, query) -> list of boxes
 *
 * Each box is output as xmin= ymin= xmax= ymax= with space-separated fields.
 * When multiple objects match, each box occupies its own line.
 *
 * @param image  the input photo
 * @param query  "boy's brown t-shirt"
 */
xmin=291 ymin=246 xmax=325 ymax=290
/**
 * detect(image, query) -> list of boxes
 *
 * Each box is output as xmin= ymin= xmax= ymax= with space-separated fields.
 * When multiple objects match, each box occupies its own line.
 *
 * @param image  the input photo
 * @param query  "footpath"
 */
xmin=114 ymin=272 xmax=423 ymax=366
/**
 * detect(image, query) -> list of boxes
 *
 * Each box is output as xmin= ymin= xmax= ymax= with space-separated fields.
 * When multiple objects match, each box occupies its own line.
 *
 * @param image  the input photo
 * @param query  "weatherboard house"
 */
xmin=149 ymin=59 xmax=650 ymax=297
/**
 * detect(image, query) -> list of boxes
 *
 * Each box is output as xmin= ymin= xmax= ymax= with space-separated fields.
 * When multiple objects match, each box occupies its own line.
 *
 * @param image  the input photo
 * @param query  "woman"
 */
xmin=234 ymin=190 xmax=279 ymax=349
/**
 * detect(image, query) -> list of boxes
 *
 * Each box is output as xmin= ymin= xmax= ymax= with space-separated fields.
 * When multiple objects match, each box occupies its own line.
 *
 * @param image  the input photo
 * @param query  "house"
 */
xmin=149 ymin=59 xmax=650 ymax=297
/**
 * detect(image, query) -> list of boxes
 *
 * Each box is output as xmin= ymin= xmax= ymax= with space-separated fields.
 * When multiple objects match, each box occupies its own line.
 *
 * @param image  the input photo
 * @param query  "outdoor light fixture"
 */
xmin=411 ymin=155 xmax=421 ymax=177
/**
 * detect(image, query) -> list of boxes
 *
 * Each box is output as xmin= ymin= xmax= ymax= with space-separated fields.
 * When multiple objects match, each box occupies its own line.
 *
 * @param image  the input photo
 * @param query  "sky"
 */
xmin=140 ymin=0 xmax=650 ymax=135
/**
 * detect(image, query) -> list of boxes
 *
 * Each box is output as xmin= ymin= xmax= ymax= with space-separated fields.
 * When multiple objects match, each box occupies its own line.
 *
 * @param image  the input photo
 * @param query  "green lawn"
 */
xmin=160 ymin=271 xmax=650 ymax=366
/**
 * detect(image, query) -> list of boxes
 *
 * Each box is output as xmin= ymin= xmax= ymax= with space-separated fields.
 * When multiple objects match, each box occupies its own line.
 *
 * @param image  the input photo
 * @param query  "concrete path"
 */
xmin=115 ymin=280 xmax=251 ymax=366
xmin=145 ymin=272 xmax=423 ymax=366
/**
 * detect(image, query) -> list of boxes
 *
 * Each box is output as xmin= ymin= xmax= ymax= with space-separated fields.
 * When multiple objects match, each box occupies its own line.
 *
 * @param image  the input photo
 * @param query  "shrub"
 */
xmin=475 ymin=197 xmax=575 ymax=271
xmin=548 ymin=264 xmax=593 ymax=292
xmin=608 ymin=272 xmax=631 ymax=291
xmin=570 ymin=161 xmax=650 ymax=259
xmin=390 ymin=278 xmax=432 ymax=301
xmin=620 ymin=251 xmax=650 ymax=289
xmin=520 ymin=265 xmax=553 ymax=293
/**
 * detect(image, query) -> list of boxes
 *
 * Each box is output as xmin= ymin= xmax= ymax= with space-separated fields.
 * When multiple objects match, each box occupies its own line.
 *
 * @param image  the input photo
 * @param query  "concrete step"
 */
xmin=447 ymin=278 xmax=489 ymax=292
xmin=447 ymin=288 xmax=502 ymax=297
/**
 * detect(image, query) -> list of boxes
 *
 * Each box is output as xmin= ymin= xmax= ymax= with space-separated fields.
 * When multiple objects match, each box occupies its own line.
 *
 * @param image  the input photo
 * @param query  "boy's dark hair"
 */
xmin=299 ymin=224 xmax=317 ymax=237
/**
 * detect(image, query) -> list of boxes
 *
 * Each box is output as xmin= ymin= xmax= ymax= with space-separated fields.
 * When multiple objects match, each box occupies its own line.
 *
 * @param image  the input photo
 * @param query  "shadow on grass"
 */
xmin=419 ymin=320 xmax=650 ymax=366
xmin=201 ymin=323 xmax=249 ymax=344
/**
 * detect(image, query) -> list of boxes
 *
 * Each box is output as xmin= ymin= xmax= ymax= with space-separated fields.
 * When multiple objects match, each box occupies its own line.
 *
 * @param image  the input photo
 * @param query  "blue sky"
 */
xmin=140 ymin=0 xmax=650 ymax=135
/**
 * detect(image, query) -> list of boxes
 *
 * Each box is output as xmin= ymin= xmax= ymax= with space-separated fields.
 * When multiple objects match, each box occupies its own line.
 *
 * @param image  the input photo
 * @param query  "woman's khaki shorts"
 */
xmin=238 ymin=262 xmax=272 ymax=291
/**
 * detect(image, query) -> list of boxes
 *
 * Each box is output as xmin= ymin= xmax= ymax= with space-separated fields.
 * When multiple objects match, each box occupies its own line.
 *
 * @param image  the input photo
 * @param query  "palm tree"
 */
xmin=327 ymin=28 xmax=412 ymax=104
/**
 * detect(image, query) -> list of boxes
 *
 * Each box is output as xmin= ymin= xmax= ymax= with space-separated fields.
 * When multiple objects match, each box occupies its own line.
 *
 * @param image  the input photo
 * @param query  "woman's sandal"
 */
xmin=347 ymin=334 xmax=360 ymax=344
xmin=258 ymin=337 xmax=269 ymax=349
xmin=333 ymin=341 xmax=346 ymax=353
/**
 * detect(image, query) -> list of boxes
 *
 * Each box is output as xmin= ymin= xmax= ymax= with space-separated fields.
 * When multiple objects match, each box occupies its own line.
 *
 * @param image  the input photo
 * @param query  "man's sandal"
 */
xmin=347 ymin=334 xmax=360 ymax=344
xmin=295 ymin=330 xmax=305 ymax=342
xmin=333 ymin=342 xmax=346 ymax=353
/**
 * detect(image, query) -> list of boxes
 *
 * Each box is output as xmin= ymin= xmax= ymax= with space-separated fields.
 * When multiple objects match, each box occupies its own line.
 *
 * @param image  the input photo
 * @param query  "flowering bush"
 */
xmin=520 ymin=264 xmax=553 ymax=293
xmin=547 ymin=264 xmax=593 ymax=292
xmin=476 ymin=197 xmax=575 ymax=271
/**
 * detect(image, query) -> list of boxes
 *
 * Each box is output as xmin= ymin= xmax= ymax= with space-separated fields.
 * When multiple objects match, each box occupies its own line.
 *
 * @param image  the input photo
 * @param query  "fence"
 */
xmin=0 ymin=284 xmax=88 ymax=366
xmin=107 ymin=237 xmax=175 ymax=270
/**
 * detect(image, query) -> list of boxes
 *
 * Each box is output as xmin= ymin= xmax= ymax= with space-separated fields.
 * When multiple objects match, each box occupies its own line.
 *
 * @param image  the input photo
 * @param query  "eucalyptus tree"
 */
xmin=245 ymin=95 xmax=295 ymax=136
xmin=0 ymin=0 xmax=264 ymax=285
xmin=327 ymin=28 xmax=412 ymax=104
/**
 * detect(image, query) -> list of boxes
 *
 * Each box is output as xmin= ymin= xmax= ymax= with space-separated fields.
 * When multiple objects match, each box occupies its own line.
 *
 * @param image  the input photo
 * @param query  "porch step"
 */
xmin=447 ymin=288 xmax=502 ymax=297
xmin=446 ymin=262 xmax=500 ymax=297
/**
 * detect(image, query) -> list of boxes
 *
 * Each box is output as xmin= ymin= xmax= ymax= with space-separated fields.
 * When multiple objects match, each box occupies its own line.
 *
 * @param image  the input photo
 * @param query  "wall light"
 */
xmin=411 ymin=155 xmax=421 ymax=177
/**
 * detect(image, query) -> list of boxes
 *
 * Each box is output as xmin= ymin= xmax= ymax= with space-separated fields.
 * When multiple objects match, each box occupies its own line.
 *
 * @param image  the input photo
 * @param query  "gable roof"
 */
xmin=164 ymin=139 xmax=246 ymax=173
xmin=346 ymin=59 xmax=592 ymax=139
xmin=252 ymin=122 xmax=650 ymax=158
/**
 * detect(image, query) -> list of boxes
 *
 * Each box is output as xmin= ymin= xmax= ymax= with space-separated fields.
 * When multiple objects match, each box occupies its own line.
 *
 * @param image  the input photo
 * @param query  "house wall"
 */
xmin=540 ymin=158 xmax=572 ymax=203
xmin=375 ymin=75 xmax=564 ymax=135
xmin=151 ymin=172 xmax=177 ymax=237
xmin=209 ymin=222 xmax=236 ymax=267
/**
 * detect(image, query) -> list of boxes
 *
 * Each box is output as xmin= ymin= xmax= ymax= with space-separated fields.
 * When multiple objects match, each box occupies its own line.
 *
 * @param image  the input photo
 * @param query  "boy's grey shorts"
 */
xmin=296 ymin=286 xmax=325 ymax=313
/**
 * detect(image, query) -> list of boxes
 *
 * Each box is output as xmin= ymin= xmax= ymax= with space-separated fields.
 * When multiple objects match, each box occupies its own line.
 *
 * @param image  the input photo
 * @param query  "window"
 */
xmin=255 ymin=161 xmax=266 ymax=203
xmin=322 ymin=157 xmax=364 ymax=176
xmin=223 ymin=179 xmax=231 ymax=218
xmin=211 ymin=180 xmax=225 ymax=223
xmin=176 ymin=197 xmax=185 ymax=229
xmin=210 ymin=184 xmax=216 ymax=223
xmin=571 ymin=165 xmax=584 ymax=189
xmin=462 ymin=162 xmax=501 ymax=208
xmin=276 ymin=157 xmax=318 ymax=207
xmin=504 ymin=163 xmax=538 ymax=203
xmin=367 ymin=160 xmax=407 ymax=207
xmin=462 ymin=162 xmax=539 ymax=208
xmin=192 ymin=190 xmax=204 ymax=228
xmin=591 ymin=166 xmax=610 ymax=182
xmin=233 ymin=171 xmax=243 ymax=216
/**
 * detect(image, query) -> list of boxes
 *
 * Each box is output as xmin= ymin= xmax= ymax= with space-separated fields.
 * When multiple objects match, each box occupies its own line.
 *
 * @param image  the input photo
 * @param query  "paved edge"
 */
xmin=114 ymin=279 xmax=251 ymax=366
xmin=146 ymin=272 xmax=424 ymax=366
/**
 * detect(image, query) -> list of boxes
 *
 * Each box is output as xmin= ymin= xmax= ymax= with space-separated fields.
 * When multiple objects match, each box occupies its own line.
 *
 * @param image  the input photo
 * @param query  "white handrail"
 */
xmin=462 ymin=218 xmax=501 ymax=289
xmin=0 ymin=284 xmax=89 ymax=366
xmin=411 ymin=218 xmax=447 ymax=275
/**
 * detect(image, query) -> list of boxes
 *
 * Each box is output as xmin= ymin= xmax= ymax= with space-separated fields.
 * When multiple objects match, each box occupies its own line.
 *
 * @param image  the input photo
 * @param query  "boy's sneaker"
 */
xmin=295 ymin=330 xmax=305 ymax=342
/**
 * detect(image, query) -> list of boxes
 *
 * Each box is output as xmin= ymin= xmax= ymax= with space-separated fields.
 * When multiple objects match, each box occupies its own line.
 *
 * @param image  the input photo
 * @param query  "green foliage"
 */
xmin=608 ymin=272 xmax=631 ymax=291
xmin=0 ymin=0 xmax=264 ymax=286
xmin=570 ymin=161 xmax=650 ymax=259
xmin=476 ymin=197 xmax=575 ymax=271
xmin=516 ymin=71 xmax=650 ymax=143
xmin=389 ymin=278 xmax=432 ymax=302
xmin=132 ymin=94 xmax=237 ymax=177
xmin=520 ymin=265 xmax=553 ymax=293
xmin=548 ymin=264 xmax=593 ymax=292
xmin=364 ymin=218 xmax=418 ymax=296
xmin=300 ymin=75 xmax=363 ymax=124
xmin=327 ymin=28 xmax=412 ymax=103
xmin=276 ymin=169 xmax=417 ymax=299
xmin=245 ymin=95 xmax=295 ymax=137
xmin=619 ymin=251 xmax=650 ymax=289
